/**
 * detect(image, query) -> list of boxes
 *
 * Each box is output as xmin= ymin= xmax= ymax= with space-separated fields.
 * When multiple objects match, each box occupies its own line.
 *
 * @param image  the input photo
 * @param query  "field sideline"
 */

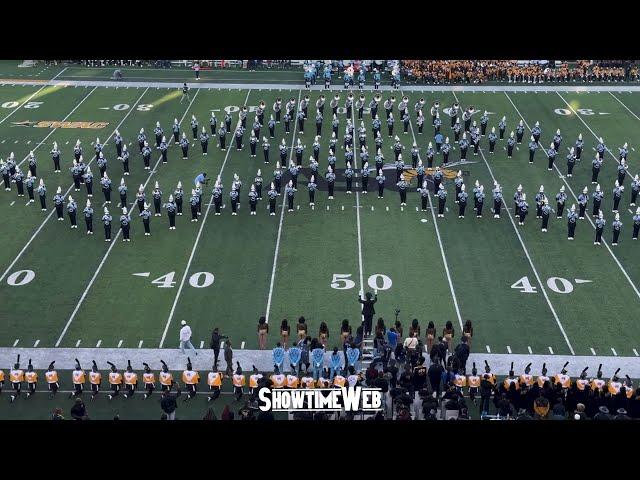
xmin=1 ymin=76 xmax=639 ymax=364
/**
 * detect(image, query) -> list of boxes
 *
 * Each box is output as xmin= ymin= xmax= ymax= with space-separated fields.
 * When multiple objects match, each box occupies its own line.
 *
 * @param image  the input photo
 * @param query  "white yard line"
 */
xmin=351 ymin=106 xmax=365 ymax=310
xmin=159 ymin=89 xmax=252 ymax=347
xmin=506 ymin=92 xmax=640 ymax=304
xmin=15 ymin=86 xmax=99 ymax=168
xmin=452 ymin=92 xmax=574 ymax=355
xmin=264 ymin=90 xmax=302 ymax=324
xmin=55 ymin=88 xmax=198 ymax=347
xmin=405 ymin=90 xmax=463 ymax=330
xmin=0 ymin=87 xmax=151 ymax=285
xmin=0 ymin=67 xmax=66 ymax=127
xmin=608 ymin=91 xmax=640 ymax=122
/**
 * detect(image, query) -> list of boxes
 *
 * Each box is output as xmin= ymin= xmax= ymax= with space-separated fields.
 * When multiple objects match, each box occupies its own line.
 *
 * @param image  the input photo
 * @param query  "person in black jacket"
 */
xmin=427 ymin=360 xmax=443 ymax=395
xmin=454 ymin=336 xmax=470 ymax=373
xmin=358 ymin=291 xmax=377 ymax=336
xmin=209 ymin=328 xmax=228 ymax=368
xmin=160 ymin=384 xmax=182 ymax=420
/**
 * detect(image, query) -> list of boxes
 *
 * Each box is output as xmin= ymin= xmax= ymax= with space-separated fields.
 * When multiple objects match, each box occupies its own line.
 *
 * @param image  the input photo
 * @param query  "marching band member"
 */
xmin=591 ymin=154 xmax=603 ymax=184
xmin=70 ymin=359 xmax=85 ymax=398
xmin=536 ymin=363 xmax=550 ymax=388
xmin=612 ymin=212 xmax=622 ymax=246
xmin=436 ymin=183 xmax=447 ymax=218
xmin=100 ymin=172 xmax=112 ymax=204
xmin=182 ymin=357 xmax=200 ymax=401
xmin=107 ymin=361 xmax=123 ymax=400
xmin=457 ymin=183 xmax=468 ymax=218
xmin=159 ymin=360 xmax=174 ymax=392
xmin=172 ymin=118 xmax=180 ymax=143
xmin=594 ymin=210 xmax=605 ymax=246
xmin=207 ymin=365 xmax=224 ymax=402
xmin=607 ymin=368 xmax=622 ymax=395
xmin=248 ymin=184 xmax=258 ymax=215
xmin=541 ymin=198 xmax=551 ymax=232
xmin=165 ymin=194 xmax=177 ymax=230
xmin=9 ymin=355 xmax=24 ymax=403
xmin=140 ymin=202 xmax=152 ymax=236
xmin=630 ymin=174 xmax=639 ymax=206
xmin=528 ymin=135 xmax=538 ymax=164
xmin=152 ymin=181 xmax=162 ymax=216
xmin=517 ymin=193 xmax=528 ymax=226
xmin=89 ymin=361 xmax=102 ymax=400
xmin=575 ymin=367 xmax=589 ymax=392
xmin=546 ymin=142 xmax=557 ymax=171
xmin=200 ymin=126 xmax=210 ymax=156
xmin=120 ymin=143 xmax=130 ymax=174
xmin=142 ymin=363 xmax=155 ymax=399
xmin=592 ymin=183 xmax=603 ymax=217
xmin=503 ymin=363 xmax=519 ymax=391
xmin=556 ymin=185 xmax=567 ymax=219
xmin=506 ymin=131 xmax=516 ymax=158
xmin=67 ymin=195 xmax=78 ymax=229
xmin=137 ymin=128 xmax=146 ymax=152
xmin=51 ymin=141 xmax=61 ymax=172
xmin=519 ymin=363 xmax=534 ymax=389
xmin=633 ymin=207 xmax=640 ymax=240
xmin=498 ymin=116 xmax=506 ymax=140
xmin=123 ymin=360 xmax=138 ymax=399
xmin=180 ymin=132 xmax=189 ymax=159
xmin=590 ymin=364 xmax=606 ymax=392
xmin=54 ymin=186 xmax=65 ymax=220
xmin=567 ymin=204 xmax=578 ymax=240
xmin=120 ymin=207 xmax=131 ymax=242
xmin=25 ymin=359 xmax=38 ymax=398
xmin=84 ymin=199 xmax=94 ymax=235
xmin=596 ymin=137 xmax=606 ymax=160
xmin=102 ymin=207 xmax=112 ymax=242
xmin=578 ymin=187 xmax=588 ymax=219
xmin=488 ymin=127 xmax=497 ymax=154
xmin=612 ymin=180 xmax=624 ymax=213
xmin=233 ymin=363 xmax=246 ymax=401
xmin=535 ymin=185 xmax=545 ymax=219
xmin=574 ymin=133 xmax=583 ymax=160
xmin=466 ymin=363 xmax=480 ymax=404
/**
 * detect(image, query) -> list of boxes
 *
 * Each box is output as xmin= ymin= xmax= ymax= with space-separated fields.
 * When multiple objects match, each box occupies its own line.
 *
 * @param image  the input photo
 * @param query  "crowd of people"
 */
xmin=401 ymin=60 xmax=640 ymax=84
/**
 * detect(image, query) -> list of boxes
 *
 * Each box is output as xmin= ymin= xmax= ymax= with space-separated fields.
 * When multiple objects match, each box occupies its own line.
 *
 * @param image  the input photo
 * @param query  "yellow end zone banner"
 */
xmin=12 ymin=120 xmax=109 ymax=129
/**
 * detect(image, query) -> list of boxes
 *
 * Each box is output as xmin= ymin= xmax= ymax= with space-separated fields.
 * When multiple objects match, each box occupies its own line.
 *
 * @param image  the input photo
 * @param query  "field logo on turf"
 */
xmin=11 ymin=120 xmax=109 ymax=129
xmin=258 ymin=387 xmax=382 ymax=412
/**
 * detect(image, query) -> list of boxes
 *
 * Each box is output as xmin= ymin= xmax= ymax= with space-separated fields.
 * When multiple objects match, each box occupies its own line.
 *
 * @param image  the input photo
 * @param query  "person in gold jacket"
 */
xmin=207 ymin=365 xmax=224 ymax=402
xmin=159 ymin=360 xmax=174 ymax=393
xmin=123 ymin=360 xmax=138 ymax=399
xmin=44 ymin=361 xmax=60 ymax=398
xmin=70 ymin=359 xmax=86 ymax=399
xmin=142 ymin=363 xmax=155 ymax=399
xmin=89 ymin=361 xmax=102 ymax=400
xmin=25 ymin=359 xmax=38 ymax=399
xmin=181 ymin=357 xmax=200 ymax=401
xmin=232 ymin=362 xmax=246 ymax=401
xmin=9 ymin=355 xmax=24 ymax=403
xmin=107 ymin=362 xmax=123 ymax=401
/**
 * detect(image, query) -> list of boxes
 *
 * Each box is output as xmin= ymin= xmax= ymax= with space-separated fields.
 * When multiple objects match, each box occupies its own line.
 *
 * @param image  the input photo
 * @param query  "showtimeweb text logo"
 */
xmin=258 ymin=387 xmax=383 ymax=412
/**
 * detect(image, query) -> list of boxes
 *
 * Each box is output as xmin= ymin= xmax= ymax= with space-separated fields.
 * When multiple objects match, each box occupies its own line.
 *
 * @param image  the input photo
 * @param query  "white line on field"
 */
xmin=199 ymin=341 xmax=204 ymax=349
xmin=159 ymin=89 xmax=251 ymax=347
xmin=138 ymin=340 xmax=143 ymax=348
xmin=75 ymin=340 xmax=81 ymax=347
xmin=16 ymin=86 xmax=98 ymax=169
xmin=96 ymin=340 xmax=102 ymax=348
xmin=0 ymin=87 xmax=150 ymax=286
xmin=241 ymin=341 xmax=245 ymax=349
xmin=548 ymin=347 xmax=554 ymax=355
xmin=486 ymin=345 xmax=491 ymax=353
xmin=55 ymin=87 xmax=191 ymax=347
xmin=406 ymin=90 xmax=463 ymax=330
xmin=10 ymin=201 xmax=15 ymax=206
xmin=506 ymin=346 xmax=511 ymax=354
xmin=608 ymin=91 xmax=640 ymax=122
xmin=352 ymin=102 xmax=366 ymax=315
xmin=118 ymin=340 xmax=123 ymax=348
xmin=527 ymin=346 xmax=532 ymax=354
xmin=220 ymin=340 xmax=225 ymax=349
xmin=634 ymin=349 xmax=639 ymax=357
xmin=12 ymin=339 xmax=19 ymax=347
xmin=264 ymin=90 xmax=302 ymax=324
xmin=611 ymin=347 xmax=617 ymax=356
xmin=591 ymin=348 xmax=596 ymax=355
xmin=33 ymin=340 xmax=39 ymax=347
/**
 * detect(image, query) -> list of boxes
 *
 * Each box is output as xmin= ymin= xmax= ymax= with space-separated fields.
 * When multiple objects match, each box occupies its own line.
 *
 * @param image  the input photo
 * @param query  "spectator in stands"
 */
xmin=51 ymin=407 xmax=64 ymax=420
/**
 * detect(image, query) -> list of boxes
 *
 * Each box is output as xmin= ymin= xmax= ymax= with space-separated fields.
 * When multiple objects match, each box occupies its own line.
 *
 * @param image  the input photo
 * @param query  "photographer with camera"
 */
xmin=209 ymin=327 xmax=228 ymax=369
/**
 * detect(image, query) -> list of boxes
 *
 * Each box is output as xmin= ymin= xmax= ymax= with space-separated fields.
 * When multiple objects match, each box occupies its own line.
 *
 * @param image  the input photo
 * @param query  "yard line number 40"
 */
xmin=511 ymin=276 xmax=577 ymax=294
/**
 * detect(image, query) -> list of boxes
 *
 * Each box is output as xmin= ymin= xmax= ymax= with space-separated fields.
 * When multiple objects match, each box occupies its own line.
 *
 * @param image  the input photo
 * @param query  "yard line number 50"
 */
xmin=330 ymin=273 xmax=392 ymax=291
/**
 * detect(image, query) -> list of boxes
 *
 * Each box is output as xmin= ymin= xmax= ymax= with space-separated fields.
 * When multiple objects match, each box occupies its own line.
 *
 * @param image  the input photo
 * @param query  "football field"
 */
xmin=1 ymin=72 xmax=640 ymax=363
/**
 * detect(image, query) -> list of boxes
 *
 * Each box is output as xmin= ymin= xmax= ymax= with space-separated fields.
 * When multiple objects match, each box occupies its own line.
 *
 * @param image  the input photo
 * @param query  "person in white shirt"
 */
xmin=179 ymin=320 xmax=198 ymax=356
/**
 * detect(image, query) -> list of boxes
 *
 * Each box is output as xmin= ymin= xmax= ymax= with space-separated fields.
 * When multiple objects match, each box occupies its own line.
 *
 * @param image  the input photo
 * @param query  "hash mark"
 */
xmin=527 ymin=346 xmax=532 ymax=354
xmin=75 ymin=340 xmax=81 ymax=347
xmin=611 ymin=347 xmax=617 ymax=356
xmin=548 ymin=346 xmax=554 ymax=354
xmin=199 ymin=341 xmax=204 ymax=349
xmin=634 ymin=349 xmax=639 ymax=357
xmin=506 ymin=346 xmax=511 ymax=354
xmin=138 ymin=340 xmax=143 ymax=348
xmin=33 ymin=340 xmax=40 ymax=347
xmin=241 ymin=341 xmax=245 ymax=349
xmin=10 ymin=201 xmax=15 ymax=206
xmin=96 ymin=340 xmax=102 ymax=347
xmin=12 ymin=339 xmax=19 ymax=347
xmin=117 ymin=339 xmax=123 ymax=348
xmin=485 ymin=345 xmax=491 ymax=353
xmin=591 ymin=348 xmax=596 ymax=355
